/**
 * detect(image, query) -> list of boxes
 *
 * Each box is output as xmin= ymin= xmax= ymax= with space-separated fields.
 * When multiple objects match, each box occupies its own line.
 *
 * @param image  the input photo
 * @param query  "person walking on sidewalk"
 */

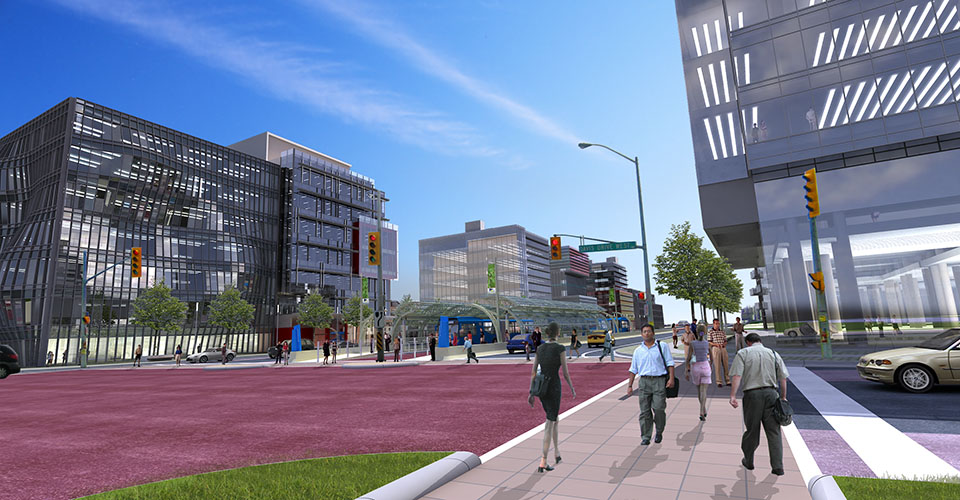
xmin=528 ymin=322 xmax=575 ymax=473
xmin=733 ymin=317 xmax=746 ymax=351
xmin=708 ymin=319 xmax=731 ymax=387
xmin=891 ymin=314 xmax=902 ymax=335
xmin=568 ymin=328 xmax=581 ymax=359
xmin=331 ymin=340 xmax=338 ymax=363
xmin=46 ymin=350 xmax=54 ymax=366
xmin=671 ymin=323 xmax=679 ymax=348
xmin=684 ymin=330 xmax=712 ymax=421
xmin=429 ymin=333 xmax=437 ymax=361
xmin=463 ymin=335 xmax=479 ymax=363
xmin=221 ymin=343 xmax=228 ymax=365
xmin=175 ymin=344 xmax=183 ymax=367
xmin=133 ymin=344 xmax=142 ymax=367
xmin=394 ymin=335 xmax=402 ymax=362
xmin=729 ymin=333 xmax=790 ymax=476
xmin=322 ymin=340 xmax=330 ymax=365
xmin=598 ymin=330 xmax=615 ymax=362
xmin=625 ymin=324 xmax=674 ymax=445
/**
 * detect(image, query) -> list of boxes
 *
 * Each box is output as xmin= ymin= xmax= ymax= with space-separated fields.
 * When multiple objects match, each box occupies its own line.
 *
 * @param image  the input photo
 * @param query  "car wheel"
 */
xmin=226 ymin=354 xmax=235 ymax=362
xmin=507 ymin=349 xmax=514 ymax=354
xmin=897 ymin=365 xmax=934 ymax=393
xmin=199 ymin=355 xmax=208 ymax=363
xmin=0 ymin=366 xmax=7 ymax=379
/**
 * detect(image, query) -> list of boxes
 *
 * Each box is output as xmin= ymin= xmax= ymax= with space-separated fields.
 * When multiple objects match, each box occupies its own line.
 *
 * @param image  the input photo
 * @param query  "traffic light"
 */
xmin=368 ymin=232 xmax=381 ymax=266
xmin=131 ymin=247 xmax=142 ymax=278
xmin=83 ymin=315 xmax=90 ymax=324
xmin=809 ymin=271 xmax=824 ymax=292
xmin=803 ymin=168 xmax=820 ymax=218
xmin=550 ymin=236 xmax=561 ymax=260
xmin=638 ymin=291 xmax=645 ymax=301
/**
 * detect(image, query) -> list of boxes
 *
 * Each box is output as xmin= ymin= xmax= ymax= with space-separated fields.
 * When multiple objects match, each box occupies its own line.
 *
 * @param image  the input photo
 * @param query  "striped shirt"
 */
xmin=708 ymin=328 xmax=727 ymax=347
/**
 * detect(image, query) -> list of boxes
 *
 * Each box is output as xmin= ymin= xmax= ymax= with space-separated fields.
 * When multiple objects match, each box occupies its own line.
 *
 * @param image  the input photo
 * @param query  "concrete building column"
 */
xmin=883 ymin=280 xmax=902 ymax=324
xmin=786 ymin=223 xmax=815 ymax=325
xmin=922 ymin=267 xmax=942 ymax=327
xmin=899 ymin=273 xmax=925 ymax=328
xmin=858 ymin=287 xmax=874 ymax=324
xmin=821 ymin=254 xmax=842 ymax=333
xmin=952 ymin=266 xmax=960 ymax=319
xmin=831 ymin=214 xmax=865 ymax=328
xmin=935 ymin=263 xmax=959 ymax=326
xmin=871 ymin=285 xmax=886 ymax=322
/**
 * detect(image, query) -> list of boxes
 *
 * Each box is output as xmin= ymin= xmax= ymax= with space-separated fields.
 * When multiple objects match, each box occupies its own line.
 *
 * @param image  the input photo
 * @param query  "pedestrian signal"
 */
xmin=131 ymin=247 xmax=142 ymax=278
xmin=803 ymin=168 xmax=819 ymax=218
xmin=550 ymin=236 xmax=561 ymax=260
xmin=809 ymin=271 xmax=824 ymax=292
xmin=368 ymin=232 xmax=381 ymax=266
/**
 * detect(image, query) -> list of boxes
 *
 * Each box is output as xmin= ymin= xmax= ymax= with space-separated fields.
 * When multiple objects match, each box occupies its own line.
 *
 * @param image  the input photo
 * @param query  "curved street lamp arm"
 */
xmin=580 ymin=142 xmax=635 ymax=164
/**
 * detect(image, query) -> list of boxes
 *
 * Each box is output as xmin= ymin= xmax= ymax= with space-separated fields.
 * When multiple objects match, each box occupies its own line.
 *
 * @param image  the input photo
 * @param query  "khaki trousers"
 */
xmin=637 ymin=376 xmax=666 ymax=440
xmin=711 ymin=345 xmax=730 ymax=385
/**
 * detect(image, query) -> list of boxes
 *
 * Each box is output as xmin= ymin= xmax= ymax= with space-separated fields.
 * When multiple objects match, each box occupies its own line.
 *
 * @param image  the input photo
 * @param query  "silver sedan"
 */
xmin=187 ymin=347 xmax=236 ymax=364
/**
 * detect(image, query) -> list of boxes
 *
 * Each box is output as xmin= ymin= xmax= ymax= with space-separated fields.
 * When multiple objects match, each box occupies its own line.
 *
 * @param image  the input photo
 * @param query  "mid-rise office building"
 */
xmin=550 ymin=245 xmax=596 ymax=304
xmin=675 ymin=0 xmax=960 ymax=331
xmin=591 ymin=257 xmax=632 ymax=318
xmin=0 ymin=98 xmax=392 ymax=366
xmin=419 ymin=220 xmax=551 ymax=302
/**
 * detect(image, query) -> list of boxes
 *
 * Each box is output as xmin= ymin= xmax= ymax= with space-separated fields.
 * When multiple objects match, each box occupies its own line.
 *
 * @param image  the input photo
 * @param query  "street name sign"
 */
xmin=579 ymin=241 xmax=638 ymax=253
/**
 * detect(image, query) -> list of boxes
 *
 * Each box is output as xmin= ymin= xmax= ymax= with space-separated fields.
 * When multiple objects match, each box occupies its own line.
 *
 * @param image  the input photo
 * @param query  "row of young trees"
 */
xmin=652 ymin=222 xmax=744 ymax=323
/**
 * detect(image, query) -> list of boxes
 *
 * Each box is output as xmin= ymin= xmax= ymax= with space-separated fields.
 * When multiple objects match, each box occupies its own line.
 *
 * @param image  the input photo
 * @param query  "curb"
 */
xmin=342 ymin=360 xmax=420 ymax=369
xmin=808 ymin=474 xmax=847 ymax=499
xmin=355 ymin=451 xmax=480 ymax=500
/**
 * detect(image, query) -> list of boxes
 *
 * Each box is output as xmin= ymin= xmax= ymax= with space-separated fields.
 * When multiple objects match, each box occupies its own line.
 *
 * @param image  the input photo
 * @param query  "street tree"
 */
xmin=396 ymin=294 xmax=414 ymax=317
xmin=207 ymin=285 xmax=256 ymax=348
xmin=343 ymin=295 xmax=373 ymax=341
xmin=298 ymin=291 xmax=334 ymax=342
xmin=653 ymin=222 xmax=712 ymax=318
xmin=699 ymin=251 xmax=744 ymax=319
xmin=130 ymin=280 xmax=187 ymax=356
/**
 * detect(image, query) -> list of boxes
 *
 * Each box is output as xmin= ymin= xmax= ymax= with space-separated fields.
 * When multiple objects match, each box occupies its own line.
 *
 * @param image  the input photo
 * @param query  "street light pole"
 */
xmin=578 ymin=142 xmax=654 ymax=327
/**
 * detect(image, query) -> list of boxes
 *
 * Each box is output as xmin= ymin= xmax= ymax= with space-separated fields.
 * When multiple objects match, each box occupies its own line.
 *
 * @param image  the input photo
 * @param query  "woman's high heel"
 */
xmin=555 ymin=456 xmax=562 ymax=465
xmin=537 ymin=464 xmax=554 ymax=473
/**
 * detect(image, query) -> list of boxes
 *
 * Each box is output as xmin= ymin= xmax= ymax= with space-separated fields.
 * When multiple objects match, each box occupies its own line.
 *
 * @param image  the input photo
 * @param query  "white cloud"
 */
xmin=48 ymin=0 xmax=504 ymax=157
xmin=307 ymin=0 xmax=582 ymax=146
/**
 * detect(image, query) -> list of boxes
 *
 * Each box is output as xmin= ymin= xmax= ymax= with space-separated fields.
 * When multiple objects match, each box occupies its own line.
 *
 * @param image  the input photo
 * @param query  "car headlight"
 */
xmin=874 ymin=359 xmax=892 ymax=366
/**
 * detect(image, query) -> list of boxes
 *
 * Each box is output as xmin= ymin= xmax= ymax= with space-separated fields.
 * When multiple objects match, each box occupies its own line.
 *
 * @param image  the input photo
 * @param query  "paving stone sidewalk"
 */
xmin=424 ymin=380 xmax=809 ymax=500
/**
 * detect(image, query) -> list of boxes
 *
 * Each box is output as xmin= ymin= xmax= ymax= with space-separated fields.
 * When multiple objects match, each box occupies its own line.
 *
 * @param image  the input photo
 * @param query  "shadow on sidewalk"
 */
xmin=484 ymin=473 xmax=555 ymax=500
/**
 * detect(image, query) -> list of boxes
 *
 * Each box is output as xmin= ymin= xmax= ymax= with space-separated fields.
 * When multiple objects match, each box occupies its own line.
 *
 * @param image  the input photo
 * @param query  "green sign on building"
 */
xmin=579 ymin=241 xmax=638 ymax=253
xmin=487 ymin=263 xmax=497 ymax=293
xmin=609 ymin=288 xmax=616 ymax=305
xmin=361 ymin=277 xmax=368 ymax=299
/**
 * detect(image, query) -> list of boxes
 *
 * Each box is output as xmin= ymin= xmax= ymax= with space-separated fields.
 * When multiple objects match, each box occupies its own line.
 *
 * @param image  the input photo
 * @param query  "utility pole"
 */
xmin=804 ymin=169 xmax=832 ymax=359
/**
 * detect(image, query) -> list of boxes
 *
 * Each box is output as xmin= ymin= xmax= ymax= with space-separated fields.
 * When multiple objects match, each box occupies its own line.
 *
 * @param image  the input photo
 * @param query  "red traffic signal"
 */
xmin=550 ymin=236 xmax=561 ymax=260
xmin=131 ymin=247 xmax=142 ymax=278
xmin=638 ymin=291 xmax=645 ymax=301
xmin=368 ymin=232 xmax=381 ymax=266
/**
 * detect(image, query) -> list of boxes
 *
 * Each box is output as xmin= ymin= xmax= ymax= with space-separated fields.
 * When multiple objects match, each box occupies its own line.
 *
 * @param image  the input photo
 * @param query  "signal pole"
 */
xmin=804 ymin=168 xmax=832 ymax=359
xmin=374 ymin=191 xmax=385 ymax=363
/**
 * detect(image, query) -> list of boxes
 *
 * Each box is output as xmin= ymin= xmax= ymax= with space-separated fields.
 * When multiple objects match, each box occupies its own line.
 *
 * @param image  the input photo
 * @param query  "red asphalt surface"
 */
xmin=4 ymin=362 xmax=630 ymax=500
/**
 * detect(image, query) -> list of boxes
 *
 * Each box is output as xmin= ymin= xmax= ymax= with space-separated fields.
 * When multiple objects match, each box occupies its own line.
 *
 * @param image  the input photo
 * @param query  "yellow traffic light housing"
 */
xmin=131 ymin=247 xmax=142 ymax=278
xmin=809 ymin=271 xmax=824 ymax=292
xmin=550 ymin=236 xmax=561 ymax=260
xmin=368 ymin=232 xmax=381 ymax=266
xmin=83 ymin=315 xmax=90 ymax=324
xmin=803 ymin=168 xmax=820 ymax=218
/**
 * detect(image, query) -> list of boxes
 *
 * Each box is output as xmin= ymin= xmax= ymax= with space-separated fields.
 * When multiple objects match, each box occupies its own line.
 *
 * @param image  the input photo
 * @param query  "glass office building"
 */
xmin=676 ymin=0 xmax=960 ymax=332
xmin=419 ymin=220 xmax=551 ymax=303
xmin=1 ymin=99 xmax=392 ymax=366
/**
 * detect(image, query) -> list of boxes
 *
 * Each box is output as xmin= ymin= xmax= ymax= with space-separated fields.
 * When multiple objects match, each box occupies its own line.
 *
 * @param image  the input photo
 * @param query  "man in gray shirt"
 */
xmin=729 ymin=333 xmax=790 ymax=476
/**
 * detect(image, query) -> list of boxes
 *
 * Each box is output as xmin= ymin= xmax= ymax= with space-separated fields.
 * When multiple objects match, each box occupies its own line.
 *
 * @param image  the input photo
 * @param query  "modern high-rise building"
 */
xmin=675 ymin=0 xmax=960 ymax=331
xmin=550 ymin=245 xmax=596 ymax=304
xmin=419 ymin=220 xmax=551 ymax=303
xmin=591 ymin=257 xmax=632 ymax=318
xmin=0 ymin=98 xmax=392 ymax=366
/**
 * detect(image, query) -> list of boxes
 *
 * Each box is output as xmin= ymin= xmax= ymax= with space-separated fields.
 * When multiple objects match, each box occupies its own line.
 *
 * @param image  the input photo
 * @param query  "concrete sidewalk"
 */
xmin=423 ymin=380 xmax=809 ymax=499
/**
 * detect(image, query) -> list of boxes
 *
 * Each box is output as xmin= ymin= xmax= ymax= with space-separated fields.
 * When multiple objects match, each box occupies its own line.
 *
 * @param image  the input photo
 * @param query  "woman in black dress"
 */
xmin=528 ymin=322 xmax=576 ymax=472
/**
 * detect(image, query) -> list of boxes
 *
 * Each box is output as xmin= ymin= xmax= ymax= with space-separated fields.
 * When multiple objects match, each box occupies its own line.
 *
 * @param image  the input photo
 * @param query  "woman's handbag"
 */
xmin=529 ymin=367 xmax=547 ymax=398
xmin=656 ymin=341 xmax=680 ymax=398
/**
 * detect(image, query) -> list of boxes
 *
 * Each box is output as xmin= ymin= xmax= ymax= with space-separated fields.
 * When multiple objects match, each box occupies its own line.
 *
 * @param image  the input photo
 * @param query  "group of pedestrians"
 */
xmin=527 ymin=320 xmax=791 ymax=478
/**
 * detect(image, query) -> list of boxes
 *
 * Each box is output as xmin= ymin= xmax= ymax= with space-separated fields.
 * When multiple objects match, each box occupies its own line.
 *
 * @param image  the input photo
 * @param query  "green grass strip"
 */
xmin=80 ymin=452 xmax=452 ymax=500
xmin=835 ymin=475 xmax=960 ymax=500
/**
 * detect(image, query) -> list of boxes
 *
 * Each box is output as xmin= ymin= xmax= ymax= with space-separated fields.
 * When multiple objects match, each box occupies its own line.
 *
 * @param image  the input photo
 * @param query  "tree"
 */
xmin=653 ymin=222 xmax=712 ymax=318
xmin=396 ymin=294 xmax=414 ymax=318
xmin=298 ymin=291 xmax=334 ymax=332
xmin=131 ymin=280 xmax=187 ymax=356
xmin=207 ymin=285 xmax=256 ymax=348
xmin=343 ymin=295 xmax=373 ymax=341
xmin=698 ymin=251 xmax=743 ymax=317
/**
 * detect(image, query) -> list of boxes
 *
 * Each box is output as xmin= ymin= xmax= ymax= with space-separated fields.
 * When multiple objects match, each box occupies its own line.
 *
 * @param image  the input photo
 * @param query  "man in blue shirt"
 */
xmin=626 ymin=324 xmax=675 ymax=445
xmin=463 ymin=335 xmax=479 ymax=363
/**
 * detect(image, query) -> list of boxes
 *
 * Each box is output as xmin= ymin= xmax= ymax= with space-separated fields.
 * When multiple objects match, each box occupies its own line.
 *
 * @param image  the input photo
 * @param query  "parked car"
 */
xmin=0 ymin=344 xmax=21 ymax=379
xmin=187 ymin=347 xmax=236 ymax=364
xmin=857 ymin=328 xmax=960 ymax=393
xmin=267 ymin=338 xmax=316 ymax=359
xmin=587 ymin=330 xmax=615 ymax=348
xmin=506 ymin=334 xmax=535 ymax=354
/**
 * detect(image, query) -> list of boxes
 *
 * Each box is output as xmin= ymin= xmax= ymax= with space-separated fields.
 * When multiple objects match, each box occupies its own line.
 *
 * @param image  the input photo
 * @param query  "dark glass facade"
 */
xmin=0 ymin=98 xmax=284 ymax=366
xmin=676 ymin=0 xmax=960 ymax=333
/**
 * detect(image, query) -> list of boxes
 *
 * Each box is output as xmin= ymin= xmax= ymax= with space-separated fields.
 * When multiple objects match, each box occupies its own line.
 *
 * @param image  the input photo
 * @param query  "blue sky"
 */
xmin=0 ymin=0 xmax=753 ymax=323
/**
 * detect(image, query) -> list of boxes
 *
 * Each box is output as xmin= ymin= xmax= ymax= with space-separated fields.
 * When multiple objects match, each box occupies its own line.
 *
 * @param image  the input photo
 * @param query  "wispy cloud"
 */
xmin=306 ymin=0 xmax=582 ymax=146
xmin=46 ymin=0 xmax=503 ymax=157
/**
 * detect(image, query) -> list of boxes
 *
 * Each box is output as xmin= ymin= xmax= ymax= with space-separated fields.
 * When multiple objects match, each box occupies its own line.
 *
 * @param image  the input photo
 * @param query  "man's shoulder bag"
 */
xmin=656 ymin=341 xmax=680 ymax=398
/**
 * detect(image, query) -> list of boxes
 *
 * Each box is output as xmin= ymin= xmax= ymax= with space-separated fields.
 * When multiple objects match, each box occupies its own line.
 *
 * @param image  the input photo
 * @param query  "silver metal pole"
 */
xmin=634 ymin=156 xmax=654 ymax=327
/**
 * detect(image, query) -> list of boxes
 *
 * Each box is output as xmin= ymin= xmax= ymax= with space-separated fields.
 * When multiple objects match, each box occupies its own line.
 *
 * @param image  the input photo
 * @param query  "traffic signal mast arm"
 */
xmin=85 ymin=253 xmax=134 ymax=284
xmin=551 ymin=233 xmax=642 ymax=248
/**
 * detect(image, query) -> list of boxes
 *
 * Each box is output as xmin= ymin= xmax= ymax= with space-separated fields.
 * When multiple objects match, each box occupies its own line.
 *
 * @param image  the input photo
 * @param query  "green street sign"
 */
xmin=608 ymin=289 xmax=616 ymax=305
xmin=579 ymin=241 xmax=638 ymax=253
xmin=361 ymin=277 xmax=368 ymax=299
xmin=487 ymin=263 xmax=496 ymax=291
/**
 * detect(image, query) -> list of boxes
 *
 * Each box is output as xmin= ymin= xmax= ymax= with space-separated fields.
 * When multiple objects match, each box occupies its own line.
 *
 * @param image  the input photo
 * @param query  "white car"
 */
xmin=187 ymin=347 xmax=236 ymax=363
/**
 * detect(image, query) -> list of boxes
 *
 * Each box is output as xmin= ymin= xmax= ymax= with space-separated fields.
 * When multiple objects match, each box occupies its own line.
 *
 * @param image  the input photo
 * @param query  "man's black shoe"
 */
xmin=741 ymin=458 xmax=754 ymax=470
xmin=772 ymin=468 xmax=785 ymax=476
xmin=654 ymin=434 xmax=663 ymax=443
xmin=641 ymin=439 xmax=650 ymax=445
